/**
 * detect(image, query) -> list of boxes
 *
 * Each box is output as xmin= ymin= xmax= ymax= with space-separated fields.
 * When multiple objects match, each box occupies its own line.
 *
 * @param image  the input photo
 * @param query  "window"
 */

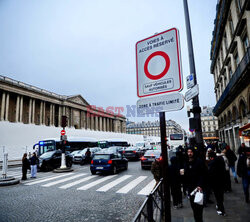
xmin=224 ymin=32 xmax=228 ymax=50
xmin=233 ymin=50 xmax=240 ymax=67
xmin=229 ymin=13 xmax=234 ymax=35
xmin=236 ymin=0 xmax=242 ymax=14
xmin=208 ymin=127 xmax=211 ymax=132
xmin=242 ymin=33 xmax=249 ymax=53
xmin=228 ymin=63 xmax=233 ymax=78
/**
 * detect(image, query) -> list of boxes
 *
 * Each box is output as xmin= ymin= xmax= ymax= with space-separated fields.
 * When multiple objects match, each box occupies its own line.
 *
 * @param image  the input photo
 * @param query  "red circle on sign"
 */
xmin=144 ymin=51 xmax=170 ymax=80
xmin=61 ymin=130 xmax=66 ymax=136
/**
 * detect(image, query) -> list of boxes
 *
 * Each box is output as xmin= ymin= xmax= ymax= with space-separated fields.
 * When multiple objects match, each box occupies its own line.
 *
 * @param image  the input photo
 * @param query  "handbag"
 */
xmin=194 ymin=190 xmax=204 ymax=205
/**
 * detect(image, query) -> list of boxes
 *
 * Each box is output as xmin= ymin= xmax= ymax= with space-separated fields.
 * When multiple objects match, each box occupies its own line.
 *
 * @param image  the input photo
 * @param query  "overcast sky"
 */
xmin=0 ymin=0 xmax=217 ymax=131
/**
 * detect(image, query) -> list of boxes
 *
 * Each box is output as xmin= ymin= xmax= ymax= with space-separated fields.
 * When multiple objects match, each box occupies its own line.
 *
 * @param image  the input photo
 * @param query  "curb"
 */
xmin=53 ymin=167 xmax=74 ymax=173
xmin=0 ymin=177 xmax=20 ymax=186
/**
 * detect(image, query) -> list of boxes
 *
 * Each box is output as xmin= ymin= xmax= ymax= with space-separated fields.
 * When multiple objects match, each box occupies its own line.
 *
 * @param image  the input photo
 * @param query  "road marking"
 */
xmin=116 ymin=176 xmax=147 ymax=194
xmin=77 ymin=175 xmax=117 ymax=190
xmin=59 ymin=175 xmax=98 ymax=189
xmin=42 ymin=173 xmax=86 ymax=187
xmin=25 ymin=173 xmax=74 ymax=185
xmin=137 ymin=179 xmax=156 ymax=195
xmin=97 ymin=175 xmax=132 ymax=192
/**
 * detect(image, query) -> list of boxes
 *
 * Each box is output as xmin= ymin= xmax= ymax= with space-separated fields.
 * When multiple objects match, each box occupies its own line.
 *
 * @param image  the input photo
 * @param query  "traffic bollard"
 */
xmin=2 ymin=152 xmax=8 ymax=179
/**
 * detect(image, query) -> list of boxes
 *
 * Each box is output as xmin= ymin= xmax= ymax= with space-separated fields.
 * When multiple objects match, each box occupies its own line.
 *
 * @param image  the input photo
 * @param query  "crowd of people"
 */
xmin=151 ymin=142 xmax=250 ymax=222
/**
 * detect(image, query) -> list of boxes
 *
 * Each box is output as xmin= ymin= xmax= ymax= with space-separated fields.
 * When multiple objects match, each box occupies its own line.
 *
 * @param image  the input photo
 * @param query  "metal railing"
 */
xmin=132 ymin=179 xmax=164 ymax=222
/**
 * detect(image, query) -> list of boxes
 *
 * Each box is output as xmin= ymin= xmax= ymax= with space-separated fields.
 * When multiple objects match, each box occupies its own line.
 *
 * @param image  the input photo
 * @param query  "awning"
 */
xmin=239 ymin=123 xmax=250 ymax=137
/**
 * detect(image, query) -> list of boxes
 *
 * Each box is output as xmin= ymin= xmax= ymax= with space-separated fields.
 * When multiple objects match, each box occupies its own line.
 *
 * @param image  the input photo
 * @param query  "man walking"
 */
xmin=184 ymin=147 xmax=207 ymax=222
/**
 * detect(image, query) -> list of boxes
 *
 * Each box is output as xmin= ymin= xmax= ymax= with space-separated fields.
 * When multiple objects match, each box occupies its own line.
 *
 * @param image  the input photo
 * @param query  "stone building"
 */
xmin=126 ymin=119 xmax=184 ymax=137
xmin=201 ymin=106 xmax=219 ymax=140
xmin=210 ymin=0 xmax=250 ymax=150
xmin=0 ymin=75 xmax=126 ymax=133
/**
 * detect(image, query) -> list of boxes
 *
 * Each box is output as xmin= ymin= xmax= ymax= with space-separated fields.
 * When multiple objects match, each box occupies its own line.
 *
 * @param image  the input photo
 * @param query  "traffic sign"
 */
xmin=185 ymin=84 xmax=199 ymax=102
xmin=136 ymin=28 xmax=183 ymax=98
xmin=137 ymin=92 xmax=184 ymax=115
xmin=186 ymin=73 xmax=195 ymax=89
xmin=61 ymin=129 xmax=66 ymax=136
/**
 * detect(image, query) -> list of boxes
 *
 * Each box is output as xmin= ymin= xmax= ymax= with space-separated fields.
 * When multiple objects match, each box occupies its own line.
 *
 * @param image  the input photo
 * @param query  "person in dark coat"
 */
xmin=176 ymin=146 xmax=187 ymax=196
xmin=237 ymin=147 xmax=250 ymax=203
xmin=85 ymin=148 xmax=91 ymax=164
xmin=30 ymin=152 xmax=38 ymax=178
xmin=184 ymin=147 xmax=207 ymax=222
xmin=225 ymin=145 xmax=238 ymax=183
xmin=208 ymin=151 xmax=226 ymax=216
xmin=22 ymin=153 xmax=30 ymax=180
xmin=151 ymin=158 xmax=162 ymax=187
xmin=238 ymin=143 xmax=246 ymax=156
xmin=169 ymin=156 xmax=182 ymax=209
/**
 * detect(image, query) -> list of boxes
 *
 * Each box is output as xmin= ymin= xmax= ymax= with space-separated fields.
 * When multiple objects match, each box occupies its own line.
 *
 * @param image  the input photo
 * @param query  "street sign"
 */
xmin=185 ymin=84 xmax=199 ymax=102
xmin=136 ymin=28 xmax=183 ymax=98
xmin=61 ymin=129 xmax=66 ymax=136
xmin=60 ymin=135 xmax=67 ymax=141
xmin=137 ymin=92 xmax=184 ymax=115
xmin=186 ymin=73 xmax=194 ymax=89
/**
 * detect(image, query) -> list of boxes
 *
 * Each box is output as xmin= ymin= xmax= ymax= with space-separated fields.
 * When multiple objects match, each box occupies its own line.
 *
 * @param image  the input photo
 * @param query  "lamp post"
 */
xmin=183 ymin=0 xmax=203 ymax=149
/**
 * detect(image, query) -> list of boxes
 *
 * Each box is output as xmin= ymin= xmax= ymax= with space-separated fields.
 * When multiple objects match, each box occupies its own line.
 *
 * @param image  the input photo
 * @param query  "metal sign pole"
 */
xmin=159 ymin=112 xmax=171 ymax=222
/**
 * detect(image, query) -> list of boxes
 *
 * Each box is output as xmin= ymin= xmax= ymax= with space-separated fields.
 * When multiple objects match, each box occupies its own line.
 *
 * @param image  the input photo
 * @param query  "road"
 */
xmin=0 ymin=161 xmax=155 ymax=222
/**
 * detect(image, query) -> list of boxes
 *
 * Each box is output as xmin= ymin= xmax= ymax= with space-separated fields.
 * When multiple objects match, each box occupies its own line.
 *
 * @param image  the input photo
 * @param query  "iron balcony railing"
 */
xmin=132 ymin=179 xmax=164 ymax=222
xmin=213 ymin=47 xmax=250 ymax=116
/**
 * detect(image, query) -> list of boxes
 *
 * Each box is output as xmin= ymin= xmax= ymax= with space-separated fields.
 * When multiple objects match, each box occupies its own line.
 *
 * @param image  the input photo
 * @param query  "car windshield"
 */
xmin=71 ymin=150 xmax=81 ymax=155
xmin=144 ymin=150 xmax=161 ymax=156
xmin=40 ymin=151 xmax=56 ymax=158
xmin=79 ymin=149 xmax=87 ymax=154
xmin=93 ymin=154 xmax=110 ymax=160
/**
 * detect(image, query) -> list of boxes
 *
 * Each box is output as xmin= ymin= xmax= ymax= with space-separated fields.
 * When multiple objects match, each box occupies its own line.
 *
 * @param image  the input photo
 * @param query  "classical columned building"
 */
xmin=0 ymin=75 xmax=126 ymax=133
xmin=210 ymin=0 xmax=250 ymax=150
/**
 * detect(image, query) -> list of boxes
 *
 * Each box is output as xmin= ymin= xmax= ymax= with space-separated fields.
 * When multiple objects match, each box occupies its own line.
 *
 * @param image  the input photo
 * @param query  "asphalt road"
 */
xmin=0 ymin=161 xmax=154 ymax=222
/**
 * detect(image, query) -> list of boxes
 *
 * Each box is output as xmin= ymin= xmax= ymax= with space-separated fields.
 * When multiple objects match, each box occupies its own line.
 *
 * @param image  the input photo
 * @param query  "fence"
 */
xmin=132 ymin=179 xmax=164 ymax=222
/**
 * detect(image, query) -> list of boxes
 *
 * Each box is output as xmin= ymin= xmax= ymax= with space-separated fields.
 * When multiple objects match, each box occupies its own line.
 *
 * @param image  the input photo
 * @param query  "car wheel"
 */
xmin=141 ymin=165 xmax=145 ymax=170
xmin=125 ymin=163 xmax=128 ymax=170
xmin=91 ymin=170 xmax=96 ymax=175
xmin=67 ymin=160 xmax=72 ymax=168
xmin=80 ymin=159 xmax=85 ymax=165
xmin=112 ymin=165 xmax=117 ymax=174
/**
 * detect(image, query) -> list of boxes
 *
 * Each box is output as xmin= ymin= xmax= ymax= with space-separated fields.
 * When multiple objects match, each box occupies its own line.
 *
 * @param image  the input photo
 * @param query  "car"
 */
xmin=122 ymin=146 xmax=144 ymax=160
xmin=140 ymin=149 xmax=161 ymax=169
xmin=73 ymin=147 xmax=102 ymax=164
xmin=90 ymin=151 xmax=128 ymax=175
xmin=70 ymin=150 xmax=82 ymax=158
xmin=38 ymin=150 xmax=73 ymax=171
xmin=106 ymin=146 xmax=126 ymax=155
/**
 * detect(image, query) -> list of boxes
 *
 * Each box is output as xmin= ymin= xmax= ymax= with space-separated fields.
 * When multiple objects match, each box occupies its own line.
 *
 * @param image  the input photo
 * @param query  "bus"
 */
xmin=98 ymin=138 xmax=130 ymax=149
xmin=167 ymin=133 xmax=186 ymax=150
xmin=33 ymin=137 xmax=98 ymax=157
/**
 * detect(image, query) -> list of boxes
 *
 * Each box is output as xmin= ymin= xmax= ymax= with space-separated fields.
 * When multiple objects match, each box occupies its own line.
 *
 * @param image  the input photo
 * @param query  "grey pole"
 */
xmin=183 ymin=0 xmax=203 ymax=149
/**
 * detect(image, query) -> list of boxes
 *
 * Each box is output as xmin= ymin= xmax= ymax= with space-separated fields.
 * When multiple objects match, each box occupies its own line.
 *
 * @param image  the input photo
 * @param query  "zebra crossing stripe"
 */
xmin=25 ymin=173 xmax=74 ymax=185
xmin=59 ymin=175 xmax=98 ymax=189
xmin=116 ymin=176 xmax=147 ymax=194
xmin=77 ymin=175 xmax=117 ymax=191
xmin=97 ymin=175 xmax=132 ymax=192
xmin=42 ymin=173 xmax=86 ymax=187
xmin=137 ymin=179 xmax=156 ymax=195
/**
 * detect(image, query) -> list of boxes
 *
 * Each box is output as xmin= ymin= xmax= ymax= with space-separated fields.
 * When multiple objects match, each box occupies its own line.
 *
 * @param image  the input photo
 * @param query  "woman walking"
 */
xmin=22 ymin=153 xmax=30 ymax=180
xmin=30 ymin=152 xmax=38 ymax=178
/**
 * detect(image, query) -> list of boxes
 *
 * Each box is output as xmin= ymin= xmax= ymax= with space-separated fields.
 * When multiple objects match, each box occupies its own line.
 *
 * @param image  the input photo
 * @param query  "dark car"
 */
xmin=90 ymin=151 xmax=128 ymax=175
xmin=141 ymin=149 xmax=161 ymax=169
xmin=123 ymin=146 xmax=144 ymax=160
xmin=73 ymin=147 xmax=102 ymax=164
xmin=38 ymin=150 xmax=73 ymax=171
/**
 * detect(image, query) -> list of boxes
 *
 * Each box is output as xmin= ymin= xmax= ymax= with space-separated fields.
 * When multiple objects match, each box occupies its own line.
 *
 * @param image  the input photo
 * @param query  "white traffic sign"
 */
xmin=137 ymin=92 xmax=184 ymax=115
xmin=186 ymin=73 xmax=195 ymax=89
xmin=136 ymin=28 xmax=183 ymax=98
xmin=185 ymin=84 xmax=199 ymax=102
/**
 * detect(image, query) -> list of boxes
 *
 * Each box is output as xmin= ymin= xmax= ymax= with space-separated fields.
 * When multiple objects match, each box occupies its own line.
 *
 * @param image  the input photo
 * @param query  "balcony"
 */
xmin=213 ymin=47 xmax=250 ymax=116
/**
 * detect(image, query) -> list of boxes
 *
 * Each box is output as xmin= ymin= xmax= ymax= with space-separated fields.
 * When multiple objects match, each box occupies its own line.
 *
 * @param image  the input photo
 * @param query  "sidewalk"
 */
xmin=171 ymin=177 xmax=249 ymax=222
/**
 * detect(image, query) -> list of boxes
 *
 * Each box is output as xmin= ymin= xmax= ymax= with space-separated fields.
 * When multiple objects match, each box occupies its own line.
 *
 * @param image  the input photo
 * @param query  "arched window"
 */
xmin=232 ymin=106 xmax=238 ymax=121
xmin=239 ymin=99 xmax=247 ymax=118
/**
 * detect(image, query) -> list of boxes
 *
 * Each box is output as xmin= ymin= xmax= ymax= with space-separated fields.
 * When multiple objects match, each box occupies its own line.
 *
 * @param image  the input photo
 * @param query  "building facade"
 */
xmin=210 ymin=0 xmax=250 ymax=150
xmin=0 ymin=75 xmax=126 ymax=133
xmin=201 ymin=106 xmax=219 ymax=140
xmin=126 ymin=119 xmax=184 ymax=137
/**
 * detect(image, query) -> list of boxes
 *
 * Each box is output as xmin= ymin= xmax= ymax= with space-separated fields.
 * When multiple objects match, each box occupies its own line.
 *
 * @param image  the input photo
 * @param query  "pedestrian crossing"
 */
xmin=18 ymin=172 xmax=156 ymax=196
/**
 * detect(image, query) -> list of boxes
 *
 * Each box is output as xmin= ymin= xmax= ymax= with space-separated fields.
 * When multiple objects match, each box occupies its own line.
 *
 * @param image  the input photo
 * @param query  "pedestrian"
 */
xmin=208 ymin=151 xmax=226 ymax=216
xmin=30 ymin=152 xmax=38 ymax=178
xmin=85 ymin=148 xmax=91 ymax=164
xmin=238 ymin=143 xmax=246 ymax=156
xmin=204 ymin=148 xmax=214 ymax=205
xmin=184 ymin=147 xmax=207 ymax=222
xmin=225 ymin=145 xmax=238 ymax=183
xmin=220 ymin=149 xmax=232 ymax=192
xmin=151 ymin=158 xmax=162 ymax=188
xmin=176 ymin=146 xmax=187 ymax=196
xmin=237 ymin=147 xmax=250 ymax=203
xmin=169 ymin=156 xmax=183 ymax=209
xmin=22 ymin=153 xmax=30 ymax=180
